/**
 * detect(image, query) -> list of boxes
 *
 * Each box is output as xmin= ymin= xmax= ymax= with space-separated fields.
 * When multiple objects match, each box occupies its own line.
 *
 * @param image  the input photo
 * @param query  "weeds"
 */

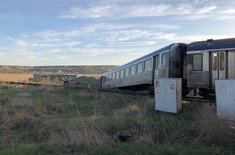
xmin=0 ymin=86 xmax=234 ymax=154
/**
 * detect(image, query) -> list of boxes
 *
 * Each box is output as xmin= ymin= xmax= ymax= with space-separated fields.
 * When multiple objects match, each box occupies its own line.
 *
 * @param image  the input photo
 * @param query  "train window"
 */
xmin=130 ymin=65 xmax=136 ymax=75
xmin=161 ymin=53 xmax=169 ymax=68
xmin=212 ymin=53 xmax=217 ymax=71
xmin=155 ymin=55 xmax=159 ymax=69
xmin=137 ymin=62 xmax=143 ymax=73
xmin=112 ymin=73 xmax=115 ymax=80
xmin=108 ymin=74 xmax=112 ymax=80
xmin=193 ymin=54 xmax=203 ymax=71
xmin=120 ymin=69 xmax=125 ymax=78
xmin=144 ymin=59 xmax=152 ymax=71
xmin=125 ymin=67 xmax=130 ymax=76
xmin=116 ymin=71 xmax=120 ymax=79
xmin=220 ymin=52 xmax=224 ymax=71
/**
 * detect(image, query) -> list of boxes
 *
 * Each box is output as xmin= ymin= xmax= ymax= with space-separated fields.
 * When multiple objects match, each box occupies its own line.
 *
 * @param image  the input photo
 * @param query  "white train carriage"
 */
xmin=187 ymin=38 xmax=235 ymax=97
xmin=101 ymin=43 xmax=187 ymax=91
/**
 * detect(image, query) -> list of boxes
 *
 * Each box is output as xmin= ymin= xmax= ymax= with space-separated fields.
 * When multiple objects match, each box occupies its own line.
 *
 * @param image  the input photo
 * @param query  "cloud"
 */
xmin=59 ymin=1 xmax=235 ymax=22
xmin=60 ymin=4 xmax=171 ymax=19
xmin=153 ymin=33 xmax=233 ymax=43
xmin=16 ymin=40 xmax=28 ymax=47
xmin=152 ymin=24 xmax=180 ymax=30
xmin=195 ymin=5 xmax=217 ymax=14
xmin=48 ymin=49 xmax=62 ymax=54
xmin=105 ymin=30 xmax=152 ymax=42
xmin=60 ymin=3 xmax=218 ymax=19
xmin=31 ymin=41 xmax=81 ymax=48
xmin=60 ymin=5 xmax=115 ymax=19
xmin=0 ymin=48 xmax=39 ymax=65
xmin=20 ymin=33 xmax=30 ymax=38
xmin=36 ymin=30 xmax=81 ymax=39
xmin=109 ymin=41 xmax=157 ymax=47
xmin=222 ymin=9 xmax=235 ymax=14
xmin=71 ymin=47 xmax=115 ymax=56
xmin=6 ymin=37 xmax=15 ymax=41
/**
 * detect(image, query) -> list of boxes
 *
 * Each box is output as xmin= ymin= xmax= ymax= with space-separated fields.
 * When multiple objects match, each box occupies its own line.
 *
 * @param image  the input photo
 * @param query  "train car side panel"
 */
xmin=228 ymin=51 xmax=235 ymax=79
xmin=187 ymin=51 xmax=210 ymax=89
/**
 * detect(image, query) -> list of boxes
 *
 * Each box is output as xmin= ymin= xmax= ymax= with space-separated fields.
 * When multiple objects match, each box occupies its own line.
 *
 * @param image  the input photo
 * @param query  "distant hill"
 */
xmin=0 ymin=65 xmax=116 ymax=74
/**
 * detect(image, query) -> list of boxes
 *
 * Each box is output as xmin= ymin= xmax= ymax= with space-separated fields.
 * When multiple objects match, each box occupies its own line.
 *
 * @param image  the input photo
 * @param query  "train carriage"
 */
xmin=101 ymin=43 xmax=187 ymax=91
xmin=187 ymin=38 xmax=235 ymax=97
xmin=101 ymin=38 xmax=235 ymax=98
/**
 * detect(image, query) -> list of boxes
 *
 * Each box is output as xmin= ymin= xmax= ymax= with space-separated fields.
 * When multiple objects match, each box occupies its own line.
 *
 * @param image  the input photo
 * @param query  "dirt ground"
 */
xmin=0 ymin=74 xmax=33 ymax=82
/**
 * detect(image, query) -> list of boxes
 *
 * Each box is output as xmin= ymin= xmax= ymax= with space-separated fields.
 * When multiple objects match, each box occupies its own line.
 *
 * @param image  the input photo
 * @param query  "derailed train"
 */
xmin=100 ymin=38 xmax=235 ymax=98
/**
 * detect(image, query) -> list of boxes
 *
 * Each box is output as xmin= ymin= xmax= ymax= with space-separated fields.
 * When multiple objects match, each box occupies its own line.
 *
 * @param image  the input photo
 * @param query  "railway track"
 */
xmin=97 ymin=88 xmax=148 ymax=96
xmin=98 ymin=88 xmax=214 ymax=103
xmin=1 ymin=81 xmax=213 ymax=103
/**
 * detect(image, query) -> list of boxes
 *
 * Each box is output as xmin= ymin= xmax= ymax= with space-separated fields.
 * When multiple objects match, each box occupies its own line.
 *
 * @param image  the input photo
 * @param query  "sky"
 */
xmin=0 ymin=0 xmax=235 ymax=66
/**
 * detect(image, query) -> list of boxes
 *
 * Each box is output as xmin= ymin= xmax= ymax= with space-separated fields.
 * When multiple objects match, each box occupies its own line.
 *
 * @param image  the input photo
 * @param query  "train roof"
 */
xmin=102 ymin=43 xmax=177 ymax=76
xmin=187 ymin=38 xmax=235 ymax=52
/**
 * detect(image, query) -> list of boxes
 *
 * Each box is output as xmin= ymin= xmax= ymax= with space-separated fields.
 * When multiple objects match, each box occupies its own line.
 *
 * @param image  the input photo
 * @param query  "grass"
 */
xmin=0 ymin=85 xmax=235 ymax=155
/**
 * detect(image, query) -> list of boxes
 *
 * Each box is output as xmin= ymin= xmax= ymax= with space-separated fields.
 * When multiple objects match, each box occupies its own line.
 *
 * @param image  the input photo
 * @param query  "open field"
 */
xmin=79 ymin=74 xmax=100 ymax=79
xmin=0 ymin=85 xmax=235 ymax=154
xmin=0 ymin=65 xmax=115 ymax=74
xmin=0 ymin=74 xmax=33 ymax=82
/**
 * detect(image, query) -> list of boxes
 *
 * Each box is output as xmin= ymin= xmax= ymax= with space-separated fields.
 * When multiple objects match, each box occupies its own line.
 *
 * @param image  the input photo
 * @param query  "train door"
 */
xmin=210 ymin=51 xmax=227 ymax=89
xmin=154 ymin=55 xmax=160 ymax=78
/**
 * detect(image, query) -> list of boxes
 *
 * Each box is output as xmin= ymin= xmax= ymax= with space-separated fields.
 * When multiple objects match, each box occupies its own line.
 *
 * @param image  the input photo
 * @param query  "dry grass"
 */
xmin=0 ymin=74 xmax=33 ymax=82
xmin=195 ymin=104 xmax=235 ymax=145
xmin=0 ymin=86 xmax=234 ymax=154
xmin=48 ymin=126 xmax=110 ymax=150
xmin=79 ymin=74 xmax=101 ymax=79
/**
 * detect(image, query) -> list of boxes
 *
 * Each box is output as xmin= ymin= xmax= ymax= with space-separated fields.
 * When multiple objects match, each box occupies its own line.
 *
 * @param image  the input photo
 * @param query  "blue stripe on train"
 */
xmin=187 ymin=43 xmax=235 ymax=51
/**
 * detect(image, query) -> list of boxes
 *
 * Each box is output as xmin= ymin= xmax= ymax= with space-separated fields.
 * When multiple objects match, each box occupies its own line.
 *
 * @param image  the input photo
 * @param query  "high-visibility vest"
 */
xmin=63 ymin=76 xmax=69 ymax=82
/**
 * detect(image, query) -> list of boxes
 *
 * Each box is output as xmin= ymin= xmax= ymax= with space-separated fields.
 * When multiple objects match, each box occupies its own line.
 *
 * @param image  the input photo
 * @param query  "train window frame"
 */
xmin=130 ymin=65 xmax=136 ymax=75
xmin=212 ymin=52 xmax=217 ymax=71
xmin=125 ymin=67 xmax=130 ymax=77
xmin=192 ymin=53 xmax=203 ymax=71
xmin=155 ymin=55 xmax=159 ymax=69
xmin=116 ymin=71 xmax=120 ymax=79
xmin=120 ymin=69 xmax=125 ymax=78
xmin=144 ymin=58 xmax=152 ymax=71
xmin=161 ymin=52 xmax=169 ymax=68
xmin=220 ymin=52 xmax=225 ymax=71
xmin=112 ymin=73 xmax=115 ymax=80
xmin=137 ymin=62 xmax=143 ymax=73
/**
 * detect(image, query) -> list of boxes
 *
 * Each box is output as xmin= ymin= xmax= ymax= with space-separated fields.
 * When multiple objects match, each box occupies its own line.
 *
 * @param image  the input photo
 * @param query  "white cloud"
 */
xmin=106 ymin=30 xmax=151 ymax=42
xmin=152 ymin=24 xmax=180 ymax=30
xmin=60 ymin=5 xmax=115 ymax=19
xmin=31 ymin=41 xmax=80 ymax=48
xmin=109 ymin=41 xmax=157 ymax=47
xmin=60 ymin=3 xmax=219 ymax=19
xmin=37 ymin=30 xmax=82 ymax=38
xmin=215 ymin=15 xmax=235 ymax=20
xmin=195 ymin=5 xmax=217 ymax=14
xmin=153 ymin=33 xmax=233 ymax=42
xmin=71 ymin=48 xmax=115 ymax=56
xmin=16 ymin=40 xmax=28 ymax=47
xmin=222 ymin=9 xmax=235 ymax=14
xmin=20 ymin=33 xmax=30 ymax=38
xmin=6 ymin=37 xmax=15 ymax=40
xmin=0 ymin=48 xmax=39 ymax=65
xmin=48 ymin=49 xmax=62 ymax=53
xmin=60 ymin=4 xmax=172 ymax=19
xmin=126 ymin=4 xmax=171 ymax=17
